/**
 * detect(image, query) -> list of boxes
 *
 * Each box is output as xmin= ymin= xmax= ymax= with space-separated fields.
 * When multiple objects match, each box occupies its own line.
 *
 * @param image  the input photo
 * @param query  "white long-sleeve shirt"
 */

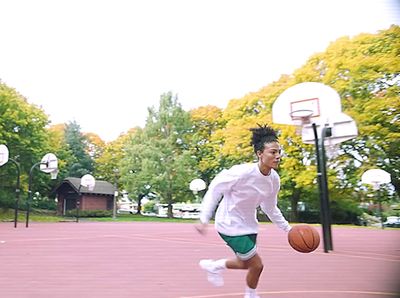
xmin=200 ymin=163 xmax=291 ymax=236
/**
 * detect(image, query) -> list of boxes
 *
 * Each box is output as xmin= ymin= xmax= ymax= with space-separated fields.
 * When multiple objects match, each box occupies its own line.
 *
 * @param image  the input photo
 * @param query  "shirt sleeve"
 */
xmin=199 ymin=168 xmax=239 ymax=224
xmin=259 ymin=175 xmax=292 ymax=232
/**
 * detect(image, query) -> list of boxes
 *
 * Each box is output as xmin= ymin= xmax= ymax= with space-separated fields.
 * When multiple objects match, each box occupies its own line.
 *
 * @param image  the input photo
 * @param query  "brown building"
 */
xmin=54 ymin=177 xmax=116 ymax=215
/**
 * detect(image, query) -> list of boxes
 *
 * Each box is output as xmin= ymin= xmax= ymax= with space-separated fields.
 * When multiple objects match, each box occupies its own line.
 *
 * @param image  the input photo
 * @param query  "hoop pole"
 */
xmin=8 ymin=158 xmax=21 ymax=228
xmin=319 ymin=126 xmax=333 ymax=251
xmin=312 ymin=123 xmax=333 ymax=253
xmin=26 ymin=162 xmax=42 ymax=228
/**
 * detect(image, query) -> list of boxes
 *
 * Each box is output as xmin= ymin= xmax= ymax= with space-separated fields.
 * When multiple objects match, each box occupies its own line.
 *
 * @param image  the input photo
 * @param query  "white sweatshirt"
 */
xmin=200 ymin=163 xmax=291 ymax=236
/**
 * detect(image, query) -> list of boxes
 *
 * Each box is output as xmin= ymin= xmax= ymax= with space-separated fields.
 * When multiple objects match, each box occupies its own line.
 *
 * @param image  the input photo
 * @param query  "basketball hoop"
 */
xmin=361 ymin=169 xmax=391 ymax=190
xmin=289 ymin=109 xmax=313 ymax=133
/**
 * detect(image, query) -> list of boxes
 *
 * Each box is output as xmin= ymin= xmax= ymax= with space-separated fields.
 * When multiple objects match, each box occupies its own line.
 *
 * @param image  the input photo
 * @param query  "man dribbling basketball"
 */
xmin=195 ymin=124 xmax=292 ymax=298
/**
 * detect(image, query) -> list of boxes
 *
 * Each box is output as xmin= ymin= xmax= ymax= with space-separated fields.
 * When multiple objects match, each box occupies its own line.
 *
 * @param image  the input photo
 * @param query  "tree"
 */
xmin=64 ymin=121 xmax=94 ymax=177
xmin=293 ymin=25 xmax=400 ymax=200
xmin=120 ymin=92 xmax=196 ymax=217
xmin=201 ymin=76 xmax=318 ymax=221
xmin=47 ymin=124 xmax=76 ymax=186
xmin=0 ymin=81 xmax=52 ymax=207
xmin=189 ymin=105 xmax=226 ymax=186
xmin=94 ymin=130 xmax=133 ymax=191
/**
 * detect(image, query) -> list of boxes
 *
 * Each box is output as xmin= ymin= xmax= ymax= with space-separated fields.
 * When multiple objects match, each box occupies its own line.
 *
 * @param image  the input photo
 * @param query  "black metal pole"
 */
xmin=319 ymin=126 xmax=333 ymax=251
xmin=312 ymin=124 xmax=333 ymax=252
xmin=312 ymin=124 xmax=328 ymax=253
xmin=26 ymin=162 xmax=42 ymax=228
xmin=377 ymin=188 xmax=384 ymax=229
xmin=9 ymin=158 xmax=21 ymax=228
xmin=77 ymin=185 xmax=81 ymax=223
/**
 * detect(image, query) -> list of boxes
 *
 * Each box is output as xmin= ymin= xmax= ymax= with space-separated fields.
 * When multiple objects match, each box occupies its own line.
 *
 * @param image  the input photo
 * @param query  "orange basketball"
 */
xmin=288 ymin=224 xmax=320 ymax=253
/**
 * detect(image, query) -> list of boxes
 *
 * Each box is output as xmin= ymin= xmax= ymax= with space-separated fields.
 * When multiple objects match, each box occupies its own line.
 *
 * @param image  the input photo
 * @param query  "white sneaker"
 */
xmin=199 ymin=259 xmax=224 ymax=287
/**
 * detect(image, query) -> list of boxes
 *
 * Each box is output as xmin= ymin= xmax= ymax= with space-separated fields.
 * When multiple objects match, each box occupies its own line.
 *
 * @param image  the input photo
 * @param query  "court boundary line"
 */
xmin=180 ymin=290 xmax=400 ymax=298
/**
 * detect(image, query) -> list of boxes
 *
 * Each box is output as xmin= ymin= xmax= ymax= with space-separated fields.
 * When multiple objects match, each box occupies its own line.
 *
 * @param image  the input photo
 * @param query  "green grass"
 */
xmin=0 ymin=208 xmax=197 ymax=224
xmin=0 ymin=208 xmax=63 ymax=223
xmin=2 ymin=208 xmax=393 ymax=228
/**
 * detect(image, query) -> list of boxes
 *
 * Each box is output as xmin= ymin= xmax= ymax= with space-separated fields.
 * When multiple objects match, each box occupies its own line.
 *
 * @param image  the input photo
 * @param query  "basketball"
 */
xmin=288 ymin=224 xmax=320 ymax=253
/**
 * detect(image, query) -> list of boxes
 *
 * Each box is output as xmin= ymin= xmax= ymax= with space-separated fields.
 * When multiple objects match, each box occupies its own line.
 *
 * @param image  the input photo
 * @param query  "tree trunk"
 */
xmin=291 ymin=189 xmax=301 ymax=222
xmin=167 ymin=193 xmax=173 ymax=218
xmin=136 ymin=194 xmax=144 ymax=215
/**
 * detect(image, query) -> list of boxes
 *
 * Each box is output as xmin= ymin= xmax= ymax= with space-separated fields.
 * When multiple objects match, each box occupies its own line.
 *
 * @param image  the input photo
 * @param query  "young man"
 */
xmin=196 ymin=124 xmax=291 ymax=298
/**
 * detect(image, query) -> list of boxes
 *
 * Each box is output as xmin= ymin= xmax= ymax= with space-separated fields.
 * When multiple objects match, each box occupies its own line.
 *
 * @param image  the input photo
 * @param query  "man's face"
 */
xmin=257 ymin=142 xmax=281 ymax=170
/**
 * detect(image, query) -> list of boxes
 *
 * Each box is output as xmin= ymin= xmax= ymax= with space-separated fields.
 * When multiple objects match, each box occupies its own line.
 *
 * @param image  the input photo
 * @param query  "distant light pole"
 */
xmin=10 ymin=159 xmax=21 ymax=228
xmin=25 ymin=153 xmax=58 ymax=227
xmin=0 ymin=145 xmax=22 ymax=228
xmin=113 ymin=169 xmax=119 ymax=220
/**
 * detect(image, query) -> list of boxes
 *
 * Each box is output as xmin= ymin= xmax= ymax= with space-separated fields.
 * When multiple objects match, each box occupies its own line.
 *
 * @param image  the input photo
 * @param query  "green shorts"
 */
xmin=218 ymin=233 xmax=257 ymax=261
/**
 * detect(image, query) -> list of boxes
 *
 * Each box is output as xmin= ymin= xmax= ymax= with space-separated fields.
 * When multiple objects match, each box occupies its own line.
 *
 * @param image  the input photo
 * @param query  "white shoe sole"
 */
xmin=199 ymin=259 xmax=224 ymax=287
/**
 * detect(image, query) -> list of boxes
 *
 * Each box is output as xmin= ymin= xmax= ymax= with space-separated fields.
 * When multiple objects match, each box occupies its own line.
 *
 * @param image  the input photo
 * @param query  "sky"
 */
xmin=1 ymin=0 xmax=399 ymax=142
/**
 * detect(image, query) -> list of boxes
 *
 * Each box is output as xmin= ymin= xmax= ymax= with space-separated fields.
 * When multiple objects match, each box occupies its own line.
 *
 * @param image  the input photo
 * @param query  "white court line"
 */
xmin=180 ymin=290 xmax=400 ymax=298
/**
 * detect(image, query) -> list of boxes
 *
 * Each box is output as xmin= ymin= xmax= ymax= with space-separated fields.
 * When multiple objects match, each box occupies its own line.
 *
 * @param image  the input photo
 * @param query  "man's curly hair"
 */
xmin=250 ymin=124 xmax=278 ymax=153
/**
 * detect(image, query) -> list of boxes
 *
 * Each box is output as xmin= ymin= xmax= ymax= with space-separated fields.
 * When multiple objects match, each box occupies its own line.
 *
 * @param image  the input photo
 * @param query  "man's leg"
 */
xmin=226 ymin=254 xmax=263 ymax=288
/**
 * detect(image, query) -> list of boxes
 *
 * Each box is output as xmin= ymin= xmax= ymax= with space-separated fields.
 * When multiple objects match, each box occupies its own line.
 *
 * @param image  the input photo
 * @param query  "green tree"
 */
xmin=189 ymin=105 xmax=227 ymax=186
xmin=64 ymin=121 xmax=94 ymax=177
xmin=202 ymin=76 xmax=317 ymax=221
xmin=293 ymin=25 xmax=400 ymax=202
xmin=120 ymin=92 xmax=196 ymax=217
xmin=94 ymin=130 xmax=133 ymax=190
xmin=0 ymin=81 xmax=52 ymax=207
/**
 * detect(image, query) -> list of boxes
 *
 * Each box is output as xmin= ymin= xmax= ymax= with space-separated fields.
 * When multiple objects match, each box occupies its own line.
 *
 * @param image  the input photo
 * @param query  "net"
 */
xmin=290 ymin=109 xmax=313 ymax=134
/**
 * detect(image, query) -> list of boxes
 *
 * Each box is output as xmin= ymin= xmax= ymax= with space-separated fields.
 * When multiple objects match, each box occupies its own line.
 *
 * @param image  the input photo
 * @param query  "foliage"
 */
xmin=142 ymin=200 xmax=157 ymax=213
xmin=64 ymin=121 xmax=94 ymax=177
xmin=2 ymin=26 xmax=399 ymax=224
xmin=93 ymin=131 xmax=133 ymax=190
xmin=65 ymin=209 xmax=112 ymax=217
xmin=0 ymin=81 xmax=53 ymax=206
xmin=293 ymin=25 xmax=400 ymax=199
xmin=31 ymin=193 xmax=57 ymax=210
xmin=47 ymin=124 xmax=75 ymax=184
xmin=120 ymin=92 xmax=197 ymax=217
xmin=189 ymin=105 xmax=227 ymax=185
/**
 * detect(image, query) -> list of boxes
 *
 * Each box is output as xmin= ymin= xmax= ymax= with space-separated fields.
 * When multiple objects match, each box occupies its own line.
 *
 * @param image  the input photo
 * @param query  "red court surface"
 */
xmin=0 ymin=222 xmax=399 ymax=298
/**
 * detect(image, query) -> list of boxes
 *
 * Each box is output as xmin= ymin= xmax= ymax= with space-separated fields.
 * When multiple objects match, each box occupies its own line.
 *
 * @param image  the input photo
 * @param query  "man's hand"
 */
xmin=194 ymin=221 xmax=208 ymax=235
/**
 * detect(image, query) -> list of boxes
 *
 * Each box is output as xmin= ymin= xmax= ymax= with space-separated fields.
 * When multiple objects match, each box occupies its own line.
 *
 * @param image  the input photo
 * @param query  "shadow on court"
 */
xmin=0 ymin=222 xmax=399 ymax=298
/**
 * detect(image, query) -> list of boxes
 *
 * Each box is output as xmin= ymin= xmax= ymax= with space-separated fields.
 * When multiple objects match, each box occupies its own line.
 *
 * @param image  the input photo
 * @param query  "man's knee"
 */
xmin=254 ymin=261 xmax=264 ymax=273
xmin=245 ymin=255 xmax=263 ymax=272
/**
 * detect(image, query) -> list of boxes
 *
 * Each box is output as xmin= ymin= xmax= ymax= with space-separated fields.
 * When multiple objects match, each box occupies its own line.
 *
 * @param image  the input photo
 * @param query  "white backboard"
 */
xmin=81 ymin=174 xmax=96 ymax=191
xmin=0 ymin=144 xmax=9 ymax=166
xmin=301 ymin=113 xmax=358 ymax=145
xmin=40 ymin=153 xmax=58 ymax=173
xmin=272 ymin=82 xmax=342 ymax=126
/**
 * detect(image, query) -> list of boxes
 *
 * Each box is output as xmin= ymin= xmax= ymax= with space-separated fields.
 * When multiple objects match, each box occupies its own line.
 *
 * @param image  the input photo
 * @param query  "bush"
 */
xmin=31 ymin=193 xmax=57 ymax=210
xmin=0 ymin=190 xmax=16 ymax=209
xmin=298 ymin=210 xmax=320 ymax=223
xmin=65 ymin=209 xmax=112 ymax=218
xmin=330 ymin=199 xmax=362 ymax=224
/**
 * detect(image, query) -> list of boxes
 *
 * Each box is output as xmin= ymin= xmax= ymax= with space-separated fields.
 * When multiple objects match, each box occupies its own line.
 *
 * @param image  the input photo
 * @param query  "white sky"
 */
xmin=1 ymin=0 xmax=399 ymax=142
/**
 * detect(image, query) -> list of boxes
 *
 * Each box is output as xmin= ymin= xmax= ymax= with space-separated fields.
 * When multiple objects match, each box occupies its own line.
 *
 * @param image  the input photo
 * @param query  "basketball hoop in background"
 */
xmin=189 ymin=178 xmax=206 ymax=195
xmin=361 ymin=169 xmax=391 ymax=229
xmin=361 ymin=169 xmax=391 ymax=190
xmin=272 ymin=82 xmax=359 ymax=254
